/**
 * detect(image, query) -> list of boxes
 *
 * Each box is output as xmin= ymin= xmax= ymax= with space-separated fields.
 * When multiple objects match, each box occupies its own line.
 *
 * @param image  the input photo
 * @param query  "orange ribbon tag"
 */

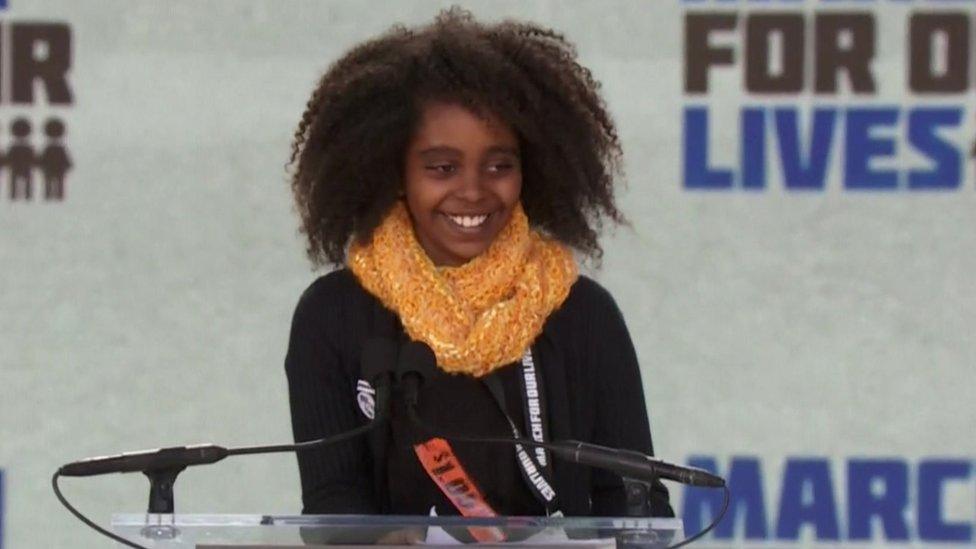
xmin=414 ymin=437 xmax=507 ymax=543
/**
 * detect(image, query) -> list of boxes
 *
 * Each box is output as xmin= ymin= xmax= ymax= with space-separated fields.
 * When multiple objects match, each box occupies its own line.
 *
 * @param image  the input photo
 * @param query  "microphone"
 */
xmin=53 ymin=338 xmax=405 ymax=548
xmin=359 ymin=337 xmax=399 ymax=421
xmin=397 ymin=340 xmax=437 ymax=409
xmin=548 ymin=441 xmax=725 ymax=488
xmin=58 ymin=444 xmax=227 ymax=477
xmin=395 ymin=341 xmax=724 ymax=488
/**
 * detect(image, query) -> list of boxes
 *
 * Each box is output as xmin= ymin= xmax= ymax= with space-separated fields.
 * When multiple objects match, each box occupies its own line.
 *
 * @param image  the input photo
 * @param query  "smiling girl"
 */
xmin=285 ymin=8 xmax=673 ymax=518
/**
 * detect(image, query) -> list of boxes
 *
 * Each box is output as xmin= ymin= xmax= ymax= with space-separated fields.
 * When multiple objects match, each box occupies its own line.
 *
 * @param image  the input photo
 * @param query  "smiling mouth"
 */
xmin=443 ymin=212 xmax=491 ymax=229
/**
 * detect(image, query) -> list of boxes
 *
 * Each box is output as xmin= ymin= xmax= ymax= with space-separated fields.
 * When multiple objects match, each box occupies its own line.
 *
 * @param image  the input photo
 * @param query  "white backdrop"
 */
xmin=1 ymin=1 xmax=974 ymax=548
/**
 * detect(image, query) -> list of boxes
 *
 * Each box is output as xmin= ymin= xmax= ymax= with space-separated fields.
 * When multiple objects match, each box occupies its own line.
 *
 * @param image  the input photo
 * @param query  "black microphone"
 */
xmin=548 ymin=441 xmax=725 ymax=488
xmin=397 ymin=340 xmax=437 ymax=408
xmin=58 ymin=444 xmax=228 ymax=477
xmin=359 ymin=337 xmax=399 ymax=421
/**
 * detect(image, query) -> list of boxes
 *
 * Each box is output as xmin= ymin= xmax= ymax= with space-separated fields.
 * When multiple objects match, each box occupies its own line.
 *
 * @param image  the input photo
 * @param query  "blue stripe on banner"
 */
xmin=0 ymin=0 xmax=7 ymax=10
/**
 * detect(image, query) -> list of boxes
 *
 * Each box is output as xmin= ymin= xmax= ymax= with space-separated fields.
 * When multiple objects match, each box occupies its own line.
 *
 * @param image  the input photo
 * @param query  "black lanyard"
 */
xmin=482 ymin=347 xmax=560 ymax=515
xmin=517 ymin=348 xmax=552 ymax=475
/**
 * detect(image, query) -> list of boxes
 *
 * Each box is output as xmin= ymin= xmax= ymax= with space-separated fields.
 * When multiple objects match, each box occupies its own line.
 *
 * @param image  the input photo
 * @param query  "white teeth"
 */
xmin=447 ymin=214 xmax=489 ymax=228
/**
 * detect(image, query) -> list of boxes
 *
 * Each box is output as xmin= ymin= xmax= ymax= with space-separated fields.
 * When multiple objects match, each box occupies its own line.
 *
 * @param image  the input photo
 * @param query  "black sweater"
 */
xmin=285 ymin=269 xmax=673 ymax=517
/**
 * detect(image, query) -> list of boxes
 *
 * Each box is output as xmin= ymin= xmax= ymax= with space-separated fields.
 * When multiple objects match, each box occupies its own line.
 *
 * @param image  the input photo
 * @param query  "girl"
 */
xmin=285 ymin=8 xmax=672 ymax=519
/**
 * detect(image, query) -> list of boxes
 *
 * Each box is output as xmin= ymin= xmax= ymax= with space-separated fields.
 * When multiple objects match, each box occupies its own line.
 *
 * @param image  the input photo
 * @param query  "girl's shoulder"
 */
xmin=299 ymin=268 xmax=361 ymax=302
xmin=560 ymin=274 xmax=622 ymax=315
xmin=291 ymin=268 xmax=377 ymax=333
xmin=542 ymin=274 xmax=629 ymax=341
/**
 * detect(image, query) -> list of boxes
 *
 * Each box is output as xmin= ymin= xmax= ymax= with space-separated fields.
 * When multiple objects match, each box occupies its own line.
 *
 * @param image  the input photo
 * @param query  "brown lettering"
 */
xmin=685 ymin=13 xmax=738 ymax=93
xmin=12 ymin=23 xmax=73 ymax=105
xmin=431 ymin=462 xmax=455 ymax=476
xmin=909 ymin=13 xmax=969 ymax=93
xmin=746 ymin=14 xmax=804 ymax=93
xmin=815 ymin=13 xmax=877 ymax=93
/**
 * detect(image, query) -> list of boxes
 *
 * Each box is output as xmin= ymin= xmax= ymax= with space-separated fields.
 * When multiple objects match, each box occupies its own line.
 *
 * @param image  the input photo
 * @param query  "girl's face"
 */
xmin=402 ymin=102 xmax=522 ymax=267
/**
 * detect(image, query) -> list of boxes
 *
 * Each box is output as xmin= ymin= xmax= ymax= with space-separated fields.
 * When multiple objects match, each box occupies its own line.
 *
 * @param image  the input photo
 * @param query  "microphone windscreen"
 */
xmin=360 ymin=337 xmax=399 ymax=385
xmin=397 ymin=340 xmax=437 ymax=380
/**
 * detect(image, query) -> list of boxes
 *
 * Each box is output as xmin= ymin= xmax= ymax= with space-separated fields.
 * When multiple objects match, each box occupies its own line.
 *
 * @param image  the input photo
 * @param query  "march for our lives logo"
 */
xmin=0 ymin=0 xmax=75 ymax=203
xmin=682 ymin=0 xmax=975 ymax=191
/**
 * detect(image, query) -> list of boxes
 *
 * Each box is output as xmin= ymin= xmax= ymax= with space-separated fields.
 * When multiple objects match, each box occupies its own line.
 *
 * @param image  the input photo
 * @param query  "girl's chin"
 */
xmin=422 ymin=238 xmax=494 ymax=267
xmin=441 ymin=245 xmax=490 ymax=266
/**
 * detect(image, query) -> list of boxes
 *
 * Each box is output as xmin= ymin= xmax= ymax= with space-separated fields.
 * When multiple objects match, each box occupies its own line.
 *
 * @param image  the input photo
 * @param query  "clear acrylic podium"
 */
xmin=111 ymin=514 xmax=684 ymax=548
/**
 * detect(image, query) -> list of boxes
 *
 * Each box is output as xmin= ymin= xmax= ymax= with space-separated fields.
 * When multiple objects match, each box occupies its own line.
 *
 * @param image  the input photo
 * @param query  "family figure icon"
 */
xmin=4 ymin=117 xmax=72 ymax=201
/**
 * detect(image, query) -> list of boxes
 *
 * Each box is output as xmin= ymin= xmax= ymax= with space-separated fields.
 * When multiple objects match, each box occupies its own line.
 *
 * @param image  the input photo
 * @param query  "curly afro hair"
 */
xmin=289 ymin=8 xmax=625 ymax=267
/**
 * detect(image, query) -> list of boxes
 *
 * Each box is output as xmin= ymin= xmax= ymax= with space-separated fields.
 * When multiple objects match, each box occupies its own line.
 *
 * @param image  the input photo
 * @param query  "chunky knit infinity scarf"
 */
xmin=349 ymin=200 xmax=578 ymax=377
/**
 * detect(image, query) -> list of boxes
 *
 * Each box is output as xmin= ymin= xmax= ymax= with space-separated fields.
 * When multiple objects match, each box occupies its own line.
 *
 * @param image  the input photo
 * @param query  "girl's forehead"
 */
xmin=409 ymin=102 xmax=518 ymax=150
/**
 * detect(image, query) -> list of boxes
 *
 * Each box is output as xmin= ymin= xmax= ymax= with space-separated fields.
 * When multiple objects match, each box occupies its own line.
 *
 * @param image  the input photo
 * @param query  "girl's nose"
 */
xmin=455 ymin=170 xmax=488 ymax=202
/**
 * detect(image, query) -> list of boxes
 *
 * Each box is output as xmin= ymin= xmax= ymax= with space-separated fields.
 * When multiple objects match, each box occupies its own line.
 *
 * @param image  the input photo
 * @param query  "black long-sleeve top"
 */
xmin=285 ymin=269 xmax=673 ymax=517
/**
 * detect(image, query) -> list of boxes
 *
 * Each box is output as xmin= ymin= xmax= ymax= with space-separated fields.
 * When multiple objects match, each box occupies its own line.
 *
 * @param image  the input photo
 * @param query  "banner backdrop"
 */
xmin=1 ymin=1 xmax=974 ymax=548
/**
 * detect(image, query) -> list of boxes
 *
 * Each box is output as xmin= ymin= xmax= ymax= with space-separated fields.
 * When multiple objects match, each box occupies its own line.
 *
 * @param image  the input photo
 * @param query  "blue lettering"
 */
xmin=684 ymin=107 xmax=734 ymax=189
xmin=682 ymin=105 xmax=970 ymax=193
xmin=741 ymin=108 xmax=765 ymax=189
xmin=683 ymin=456 xmax=768 ymax=539
xmin=776 ymin=458 xmax=840 ymax=540
xmin=918 ymin=460 xmax=972 ymax=541
xmin=775 ymin=108 xmax=836 ymax=190
xmin=907 ymin=108 xmax=963 ymax=190
xmin=844 ymin=108 xmax=899 ymax=190
xmin=848 ymin=459 xmax=909 ymax=540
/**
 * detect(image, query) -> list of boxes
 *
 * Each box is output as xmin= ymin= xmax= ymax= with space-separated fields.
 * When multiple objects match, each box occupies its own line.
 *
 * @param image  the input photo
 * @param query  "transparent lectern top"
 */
xmin=112 ymin=513 xmax=684 ymax=548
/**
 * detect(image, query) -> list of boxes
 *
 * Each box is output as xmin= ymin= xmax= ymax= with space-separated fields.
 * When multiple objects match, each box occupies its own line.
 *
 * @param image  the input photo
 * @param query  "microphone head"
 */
xmin=397 ymin=340 xmax=437 ymax=410
xmin=360 ymin=337 xmax=399 ymax=387
xmin=397 ymin=340 xmax=437 ymax=382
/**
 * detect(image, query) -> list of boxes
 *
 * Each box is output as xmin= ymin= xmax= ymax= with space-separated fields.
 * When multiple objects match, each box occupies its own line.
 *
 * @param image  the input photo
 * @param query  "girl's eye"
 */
xmin=487 ymin=162 xmax=514 ymax=174
xmin=426 ymin=164 xmax=457 ymax=175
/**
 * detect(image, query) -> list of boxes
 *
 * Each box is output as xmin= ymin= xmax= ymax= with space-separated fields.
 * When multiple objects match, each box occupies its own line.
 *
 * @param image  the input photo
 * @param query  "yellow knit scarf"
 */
xmin=348 ymin=201 xmax=578 ymax=377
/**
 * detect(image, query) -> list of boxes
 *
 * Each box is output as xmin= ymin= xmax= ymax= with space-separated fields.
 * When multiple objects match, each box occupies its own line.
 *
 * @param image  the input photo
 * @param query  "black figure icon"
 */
xmin=41 ymin=118 xmax=72 ymax=200
xmin=0 ymin=117 xmax=72 ymax=201
xmin=6 ymin=118 xmax=35 ymax=200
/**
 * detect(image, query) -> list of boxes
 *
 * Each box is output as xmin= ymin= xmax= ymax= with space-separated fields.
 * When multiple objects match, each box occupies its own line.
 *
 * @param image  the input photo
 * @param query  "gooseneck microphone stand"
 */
xmin=53 ymin=339 xmax=398 ymax=549
xmin=53 ymin=419 xmax=385 ymax=549
xmin=52 ymin=418 xmax=384 ymax=549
